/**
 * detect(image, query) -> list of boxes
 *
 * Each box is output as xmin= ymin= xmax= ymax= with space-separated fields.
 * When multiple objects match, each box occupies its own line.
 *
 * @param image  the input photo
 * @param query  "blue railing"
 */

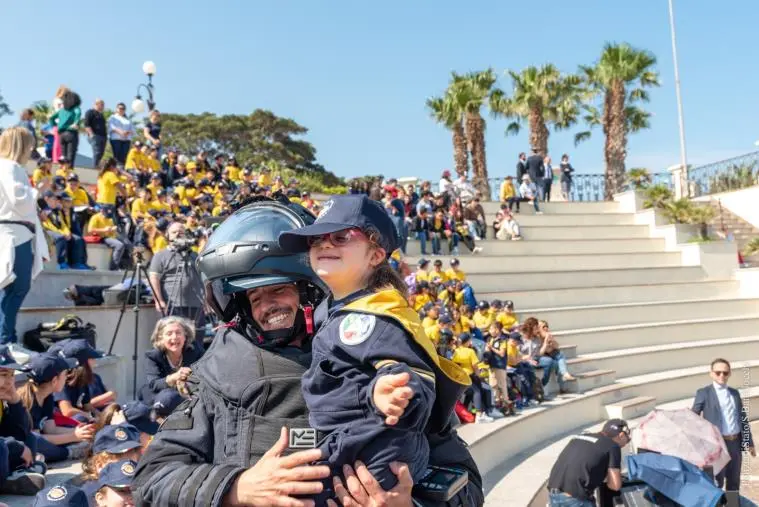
xmin=687 ymin=151 xmax=759 ymax=196
xmin=487 ymin=172 xmax=671 ymax=202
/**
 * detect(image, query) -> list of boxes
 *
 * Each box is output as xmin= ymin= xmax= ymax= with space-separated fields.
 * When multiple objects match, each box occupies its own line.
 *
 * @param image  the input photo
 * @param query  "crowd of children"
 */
xmin=30 ymin=149 xmax=320 ymax=271
xmin=0 ymin=339 xmax=174 ymax=503
xmin=397 ymin=255 xmax=575 ymax=424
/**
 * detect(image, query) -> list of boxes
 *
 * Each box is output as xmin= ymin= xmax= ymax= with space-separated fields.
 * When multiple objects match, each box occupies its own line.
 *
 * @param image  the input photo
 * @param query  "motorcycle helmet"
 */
xmin=198 ymin=196 xmax=327 ymax=347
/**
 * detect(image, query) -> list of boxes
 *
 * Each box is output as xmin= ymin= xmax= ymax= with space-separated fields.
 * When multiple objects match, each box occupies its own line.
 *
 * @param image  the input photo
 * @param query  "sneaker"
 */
xmin=511 ymin=236 xmax=523 ymax=241
xmin=26 ymin=461 xmax=47 ymax=475
xmin=58 ymin=263 xmax=70 ymax=270
xmin=0 ymin=470 xmax=46 ymax=495
xmin=473 ymin=247 xmax=483 ymax=254
xmin=562 ymin=373 xmax=576 ymax=382
xmin=67 ymin=441 xmax=90 ymax=460
xmin=475 ymin=412 xmax=494 ymax=423
xmin=535 ymin=211 xmax=544 ymax=215
xmin=487 ymin=409 xmax=505 ymax=419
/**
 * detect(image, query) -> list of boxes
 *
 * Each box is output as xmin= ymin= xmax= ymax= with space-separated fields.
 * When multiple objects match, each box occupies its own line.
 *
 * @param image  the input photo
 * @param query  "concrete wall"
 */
xmin=693 ymin=185 xmax=759 ymax=228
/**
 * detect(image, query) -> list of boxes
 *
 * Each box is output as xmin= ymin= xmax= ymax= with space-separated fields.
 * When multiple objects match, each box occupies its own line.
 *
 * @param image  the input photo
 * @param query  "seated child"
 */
xmin=94 ymin=459 xmax=137 ymax=507
xmin=278 ymin=195 xmax=470 ymax=497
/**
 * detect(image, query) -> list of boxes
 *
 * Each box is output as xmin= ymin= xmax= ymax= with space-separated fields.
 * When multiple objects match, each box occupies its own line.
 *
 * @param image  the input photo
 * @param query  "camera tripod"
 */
xmin=107 ymin=249 xmax=152 ymax=398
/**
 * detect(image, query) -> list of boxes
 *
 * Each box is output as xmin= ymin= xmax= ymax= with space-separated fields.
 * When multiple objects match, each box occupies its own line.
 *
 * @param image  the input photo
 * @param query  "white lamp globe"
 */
xmin=132 ymin=98 xmax=146 ymax=114
xmin=142 ymin=61 xmax=156 ymax=75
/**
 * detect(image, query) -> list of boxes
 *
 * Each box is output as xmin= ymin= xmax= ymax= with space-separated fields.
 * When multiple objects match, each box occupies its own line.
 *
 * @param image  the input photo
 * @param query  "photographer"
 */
xmin=148 ymin=222 xmax=205 ymax=348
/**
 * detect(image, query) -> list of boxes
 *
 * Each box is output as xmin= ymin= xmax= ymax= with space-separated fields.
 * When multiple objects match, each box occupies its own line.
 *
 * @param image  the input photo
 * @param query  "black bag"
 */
xmin=23 ymin=315 xmax=97 ymax=353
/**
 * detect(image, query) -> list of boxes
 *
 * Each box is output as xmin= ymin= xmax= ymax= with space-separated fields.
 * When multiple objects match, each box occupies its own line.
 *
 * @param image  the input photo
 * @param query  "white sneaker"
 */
xmin=535 ymin=211 xmax=544 ymax=215
xmin=487 ymin=409 xmax=505 ymax=419
xmin=476 ymin=412 xmax=494 ymax=423
xmin=473 ymin=247 xmax=483 ymax=254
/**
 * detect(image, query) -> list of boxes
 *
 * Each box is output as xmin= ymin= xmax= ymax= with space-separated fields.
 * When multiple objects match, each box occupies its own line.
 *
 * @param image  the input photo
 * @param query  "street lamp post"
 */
xmin=667 ymin=0 xmax=689 ymax=196
xmin=132 ymin=61 xmax=157 ymax=114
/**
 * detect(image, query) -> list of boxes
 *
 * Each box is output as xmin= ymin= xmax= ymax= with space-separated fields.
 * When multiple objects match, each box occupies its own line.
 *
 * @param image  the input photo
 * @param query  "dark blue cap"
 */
xmin=58 ymin=192 xmax=72 ymax=201
xmin=438 ymin=314 xmax=453 ymax=324
xmin=23 ymin=352 xmax=77 ymax=384
xmin=508 ymin=332 xmax=523 ymax=342
xmin=42 ymin=190 xmax=56 ymax=198
xmin=439 ymin=328 xmax=454 ymax=339
xmin=92 ymin=424 xmax=141 ymax=454
xmin=58 ymin=339 xmax=103 ymax=365
xmin=34 ymin=484 xmax=88 ymax=507
xmin=97 ymin=459 xmax=137 ymax=491
xmin=122 ymin=401 xmax=159 ymax=435
xmin=457 ymin=332 xmax=472 ymax=342
xmin=504 ymin=300 xmax=514 ymax=309
xmin=0 ymin=346 xmax=23 ymax=370
xmin=422 ymin=302 xmax=435 ymax=312
xmin=152 ymin=389 xmax=184 ymax=418
xmin=417 ymin=258 xmax=429 ymax=267
xmin=278 ymin=195 xmax=400 ymax=256
xmin=491 ymin=299 xmax=503 ymax=308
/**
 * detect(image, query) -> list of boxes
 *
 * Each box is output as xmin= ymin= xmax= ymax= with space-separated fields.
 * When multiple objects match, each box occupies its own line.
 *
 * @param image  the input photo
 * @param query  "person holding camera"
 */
xmin=148 ymin=222 xmax=205 ymax=348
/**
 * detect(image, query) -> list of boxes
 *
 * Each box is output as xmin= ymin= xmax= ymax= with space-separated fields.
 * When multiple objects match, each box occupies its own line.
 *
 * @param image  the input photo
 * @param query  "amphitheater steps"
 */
xmin=518 ymin=224 xmax=650 ymax=240
xmin=566 ymin=369 xmax=616 ymax=393
xmin=25 ymin=269 xmax=126 ymax=307
xmin=604 ymin=396 xmax=657 ymax=420
xmin=404 ymin=237 xmax=667 ymax=256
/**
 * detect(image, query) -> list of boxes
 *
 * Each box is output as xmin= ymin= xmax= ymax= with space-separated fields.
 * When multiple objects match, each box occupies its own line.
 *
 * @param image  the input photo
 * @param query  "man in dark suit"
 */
xmin=692 ymin=358 xmax=755 ymax=494
xmin=526 ymin=148 xmax=545 ymax=187
xmin=516 ymin=152 xmax=527 ymax=181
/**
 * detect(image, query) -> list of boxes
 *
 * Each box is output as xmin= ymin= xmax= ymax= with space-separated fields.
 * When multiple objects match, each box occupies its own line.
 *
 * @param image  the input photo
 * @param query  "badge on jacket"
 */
xmin=339 ymin=313 xmax=376 ymax=346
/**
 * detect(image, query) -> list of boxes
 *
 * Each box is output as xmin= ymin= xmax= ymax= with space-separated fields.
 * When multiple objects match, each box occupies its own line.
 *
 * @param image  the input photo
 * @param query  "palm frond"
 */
xmin=574 ymin=131 xmax=592 ymax=146
xmin=505 ymin=121 xmax=521 ymax=137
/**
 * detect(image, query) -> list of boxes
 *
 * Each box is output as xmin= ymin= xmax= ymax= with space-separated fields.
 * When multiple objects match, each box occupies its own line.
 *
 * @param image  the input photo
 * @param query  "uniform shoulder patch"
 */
xmin=339 ymin=313 xmax=376 ymax=346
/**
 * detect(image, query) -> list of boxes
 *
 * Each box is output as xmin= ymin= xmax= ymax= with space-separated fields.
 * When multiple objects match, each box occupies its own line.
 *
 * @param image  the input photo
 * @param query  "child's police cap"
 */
xmin=152 ymin=389 xmax=184 ymax=418
xmin=58 ymin=339 xmax=103 ymax=365
xmin=278 ymin=195 xmax=400 ymax=256
xmin=93 ymin=423 xmax=142 ymax=454
xmin=417 ymin=258 xmax=430 ymax=267
xmin=34 ymin=485 xmax=88 ymax=507
xmin=23 ymin=352 xmax=77 ymax=384
xmin=438 ymin=314 xmax=453 ymax=324
xmin=121 ymin=401 xmax=159 ymax=435
xmin=97 ymin=459 xmax=137 ymax=491
xmin=0 ymin=346 xmax=23 ymax=370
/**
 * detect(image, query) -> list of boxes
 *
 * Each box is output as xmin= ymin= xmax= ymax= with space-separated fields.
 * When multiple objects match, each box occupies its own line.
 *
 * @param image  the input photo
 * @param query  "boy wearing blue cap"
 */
xmin=79 ymin=424 xmax=142 ymax=500
xmin=53 ymin=339 xmax=103 ymax=423
xmin=93 ymin=459 xmax=136 ymax=507
xmin=278 ymin=194 xmax=470 ymax=499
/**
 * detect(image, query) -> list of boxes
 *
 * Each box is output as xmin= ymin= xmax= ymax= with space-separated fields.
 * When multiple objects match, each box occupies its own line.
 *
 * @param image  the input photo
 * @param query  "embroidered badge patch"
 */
xmin=317 ymin=200 xmax=334 ymax=220
xmin=121 ymin=461 xmax=136 ymax=476
xmin=47 ymin=485 xmax=67 ymax=501
xmin=114 ymin=428 xmax=128 ymax=441
xmin=339 ymin=313 xmax=376 ymax=346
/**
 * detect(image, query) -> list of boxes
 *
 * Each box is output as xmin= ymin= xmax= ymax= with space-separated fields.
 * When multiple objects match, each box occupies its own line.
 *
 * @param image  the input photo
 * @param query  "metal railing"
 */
xmin=687 ymin=151 xmax=759 ymax=197
xmin=487 ymin=172 xmax=671 ymax=202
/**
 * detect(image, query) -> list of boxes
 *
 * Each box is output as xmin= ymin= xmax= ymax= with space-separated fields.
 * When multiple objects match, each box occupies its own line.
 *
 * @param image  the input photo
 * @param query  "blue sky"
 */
xmin=2 ymin=1 xmax=757 ymax=182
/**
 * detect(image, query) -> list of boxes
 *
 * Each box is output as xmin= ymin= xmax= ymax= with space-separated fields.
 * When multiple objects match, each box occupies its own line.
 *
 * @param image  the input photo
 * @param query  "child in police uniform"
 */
xmin=278 ymin=194 xmax=470 ymax=499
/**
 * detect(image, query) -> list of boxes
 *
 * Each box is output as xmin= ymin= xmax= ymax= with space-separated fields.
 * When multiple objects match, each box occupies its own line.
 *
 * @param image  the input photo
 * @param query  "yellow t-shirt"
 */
xmin=150 ymin=200 xmax=172 ymax=214
xmin=97 ymin=172 xmax=121 ymax=205
xmin=415 ymin=271 xmax=429 ymax=283
xmin=125 ymin=149 xmax=143 ymax=170
xmin=32 ymin=169 xmax=51 ymax=187
xmin=452 ymin=347 xmax=479 ymax=376
xmin=55 ymin=167 xmax=72 ymax=179
xmin=460 ymin=315 xmax=475 ymax=331
xmin=146 ymin=182 xmax=162 ymax=198
xmin=421 ymin=316 xmax=437 ymax=329
xmin=225 ymin=165 xmax=241 ymax=182
xmin=496 ymin=312 xmax=519 ymax=330
xmin=428 ymin=269 xmax=448 ymax=284
xmin=424 ymin=324 xmax=441 ymax=345
xmin=412 ymin=293 xmax=432 ymax=312
xmin=152 ymin=235 xmax=168 ymax=253
xmin=257 ymin=173 xmax=271 ymax=187
xmin=445 ymin=268 xmax=466 ymax=282
xmin=473 ymin=311 xmax=494 ymax=331
xmin=438 ymin=289 xmax=464 ymax=307
xmin=88 ymin=213 xmax=116 ymax=238
xmin=131 ymin=198 xmax=151 ymax=219
xmin=506 ymin=341 xmax=521 ymax=367
xmin=65 ymin=186 xmax=90 ymax=207
xmin=500 ymin=181 xmax=516 ymax=201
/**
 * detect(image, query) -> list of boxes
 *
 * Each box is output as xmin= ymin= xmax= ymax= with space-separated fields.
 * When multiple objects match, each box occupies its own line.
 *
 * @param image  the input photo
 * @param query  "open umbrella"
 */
xmin=627 ymin=453 xmax=723 ymax=507
xmin=632 ymin=408 xmax=730 ymax=475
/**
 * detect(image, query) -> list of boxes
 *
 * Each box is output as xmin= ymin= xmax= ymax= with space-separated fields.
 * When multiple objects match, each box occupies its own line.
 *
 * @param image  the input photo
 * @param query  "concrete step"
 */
xmin=604 ymin=396 xmax=657 ymax=420
xmin=24 ymin=270 xmax=126 ymax=307
xmin=525 ymin=297 xmax=759 ymax=331
xmin=555 ymin=315 xmax=759 ymax=354
xmin=520 ymin=224 xmax=649 ymax=240
xmin=558 ymin=344 xmax=576 ymax=359
xmin=565 ymin=369 xmax=616 ymax=393
xmin=404 ymin=237 xmax=667 ymax=256
xmin=484 ymin=213 xmax=637 ymax=227
xmin=568 ymin=336 xmax=759 ymax=378
xmin=481 ymin=201 xmax=621 ymax=215
xmin=466 ymin=266 xmax=706 ymax=293
xmin=480 ymin=279 xmax=740 ymax=308
xmin=483 ymin=386 xmax=759 ymax=507
xmin=458 ymin=359 xmax=759 ymax=502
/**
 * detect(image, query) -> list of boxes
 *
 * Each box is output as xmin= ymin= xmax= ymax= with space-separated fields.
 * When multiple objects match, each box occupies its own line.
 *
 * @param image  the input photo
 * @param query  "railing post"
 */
xmin=668 ymin=164 xmax=685 ymax=199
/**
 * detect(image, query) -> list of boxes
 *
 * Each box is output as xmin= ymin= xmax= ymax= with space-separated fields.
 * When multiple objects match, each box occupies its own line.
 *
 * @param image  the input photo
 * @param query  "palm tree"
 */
xmin=490 ymin=64 xmax=584 ymax=157
xmin=575 ymin=43 xmax=660 ymax=199
xmin=449 ymin=69 xmax=497 ymax=197
xmin=426 ymin=94 xmax=468 ymax=177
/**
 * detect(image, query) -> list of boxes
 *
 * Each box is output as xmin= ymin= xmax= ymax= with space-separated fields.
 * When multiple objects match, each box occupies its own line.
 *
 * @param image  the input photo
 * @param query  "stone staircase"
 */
xmin=411 ymin=195 xmax=759 ymax=506
xmin=703 ymin=198 xmax=759 ymax=264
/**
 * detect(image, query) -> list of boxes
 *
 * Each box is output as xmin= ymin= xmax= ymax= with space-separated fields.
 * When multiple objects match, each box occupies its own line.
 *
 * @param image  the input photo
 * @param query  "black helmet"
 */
xmin=198 ymin=196 xmax=327 ymax=346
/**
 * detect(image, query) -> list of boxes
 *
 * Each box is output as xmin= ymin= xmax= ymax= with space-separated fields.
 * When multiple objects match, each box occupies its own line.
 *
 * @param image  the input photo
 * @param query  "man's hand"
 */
xmin=327 ymin=461 xmax=413 ymax=507
xmin=372 ymin=373 xmax=414 ymax=426
xmin=21 ymin=446 xmax=32 ymax=467
xmin=154 ymin=300 xmax=166 ymax=313
xmin=224 ymin=427 xmax=329 ymax=507
xmin=74 ymin=423 xmax=96 ymax=441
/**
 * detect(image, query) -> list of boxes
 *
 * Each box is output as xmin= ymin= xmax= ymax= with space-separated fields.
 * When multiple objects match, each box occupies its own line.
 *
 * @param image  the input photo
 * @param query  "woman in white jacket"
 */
xmin=0 ymin=127 xmax=50 ymax=344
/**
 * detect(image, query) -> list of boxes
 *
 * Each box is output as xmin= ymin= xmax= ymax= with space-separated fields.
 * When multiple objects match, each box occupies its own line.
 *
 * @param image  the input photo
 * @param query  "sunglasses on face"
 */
xmin=307 ymin=228 xmax=367 ymax=248
xmin=713 ymin=370 xmax=730 ymax=377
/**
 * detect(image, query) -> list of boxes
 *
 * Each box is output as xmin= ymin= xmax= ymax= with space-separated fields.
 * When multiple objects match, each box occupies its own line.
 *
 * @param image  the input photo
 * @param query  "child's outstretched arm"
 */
xmin=372 ymin=372 xmax=414 ymax=425
xmin=367 ymin=363 xmax=435 ymax=430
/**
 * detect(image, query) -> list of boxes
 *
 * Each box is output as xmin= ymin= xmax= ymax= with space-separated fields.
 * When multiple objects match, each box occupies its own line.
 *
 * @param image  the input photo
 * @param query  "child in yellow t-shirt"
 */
xmin=445 ymin=258 xmax=466 ymax=282
xmin=496 ymin=300 xmax=519 ymax=331
xmin=415 ymin=258 xmax=430 ymax=283
xmin=32 ymin=159 xmax=53 ymax=188
xmin=473 ymin=301 xmax=495 ymax=333
xmin=428 ymin=259 xmax=448 ymax=284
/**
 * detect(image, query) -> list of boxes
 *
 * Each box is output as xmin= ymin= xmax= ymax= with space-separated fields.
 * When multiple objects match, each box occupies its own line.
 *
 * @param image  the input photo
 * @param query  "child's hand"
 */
xmin=373 ymin=373 xmax=414 ymax=426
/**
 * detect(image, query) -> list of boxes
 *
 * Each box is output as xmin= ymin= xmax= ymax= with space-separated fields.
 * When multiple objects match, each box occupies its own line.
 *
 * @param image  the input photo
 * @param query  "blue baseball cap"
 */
xmin=33 ymin=484 xmax=88 ymax=507
xmin=58 ymin=339 xmax=104 ymax=365
xmin=96 ymin=459 xmax=137 ymax=491
xmin=278 ymin=195 xmax=400 ymax=256
xmin=0 ymin=346 xmax=23 ymax=370
xmin=92 ymin=424 xmax=142 ymax=454
xmin=438 ymin=314 xmax=453 ymax=325
xmin=23 ymin=353 xmax=77 ymax=384
xmin=152 ymin=389 xmax=184 ymax=418
xmin=121 ymin=401 xmax=159 ymax=435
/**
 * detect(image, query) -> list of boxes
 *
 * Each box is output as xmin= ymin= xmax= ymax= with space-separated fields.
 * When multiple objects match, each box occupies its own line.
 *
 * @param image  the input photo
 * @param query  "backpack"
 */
xmin=23 ymin=314 xmax=97 ymax=353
